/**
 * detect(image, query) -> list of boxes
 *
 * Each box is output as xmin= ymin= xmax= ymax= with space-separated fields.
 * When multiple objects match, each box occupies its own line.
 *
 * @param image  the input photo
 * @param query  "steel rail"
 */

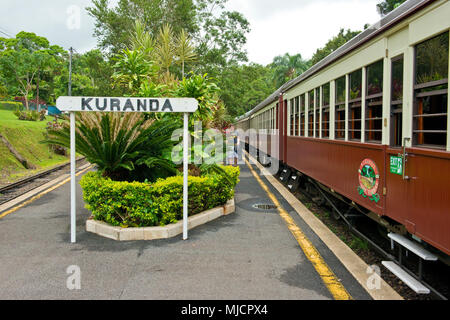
xmin=0 ymin=157 xmax=86 ymax=198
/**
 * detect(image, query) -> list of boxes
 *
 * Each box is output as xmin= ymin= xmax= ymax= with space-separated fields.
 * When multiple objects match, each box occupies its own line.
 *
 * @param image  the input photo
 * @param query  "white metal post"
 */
xmin=70 ymin=112 xmax=76 ymax=243
xmin=183 ymin=113 xmax=189 ymax=240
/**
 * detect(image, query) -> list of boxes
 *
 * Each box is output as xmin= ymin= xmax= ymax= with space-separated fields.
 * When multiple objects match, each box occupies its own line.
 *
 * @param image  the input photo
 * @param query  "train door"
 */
xmin=386 ymin=54 xmax=409 ymax=226
xmin=283 ymin=99 xmax=288 ymax=162
xmin=278 ymin=94 xmax=285 ymax=163
xmin=386 ymin=32 xmax=450 ymax=255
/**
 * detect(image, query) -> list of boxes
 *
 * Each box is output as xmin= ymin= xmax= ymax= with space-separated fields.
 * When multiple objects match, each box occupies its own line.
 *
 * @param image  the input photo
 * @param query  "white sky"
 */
xmin=225 ymin=0 xmax=381 ymax=64
xmin=0 ymin=0 xmax=382 ymax=65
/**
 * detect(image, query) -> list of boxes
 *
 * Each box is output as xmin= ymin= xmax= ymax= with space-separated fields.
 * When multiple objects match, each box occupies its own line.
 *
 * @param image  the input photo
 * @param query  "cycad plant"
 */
xmin=45 ymin=113 xmax=179 ymax=181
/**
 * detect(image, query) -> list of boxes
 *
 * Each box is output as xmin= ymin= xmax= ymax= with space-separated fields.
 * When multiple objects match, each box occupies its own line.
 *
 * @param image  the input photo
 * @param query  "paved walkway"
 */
xmin=0 ymin=161 xmax=371 ymax=300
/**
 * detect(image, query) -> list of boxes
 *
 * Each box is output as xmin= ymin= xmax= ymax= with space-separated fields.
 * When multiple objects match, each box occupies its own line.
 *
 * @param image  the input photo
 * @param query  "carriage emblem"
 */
xmin=358 ymin=159 xmax=380 ymax=203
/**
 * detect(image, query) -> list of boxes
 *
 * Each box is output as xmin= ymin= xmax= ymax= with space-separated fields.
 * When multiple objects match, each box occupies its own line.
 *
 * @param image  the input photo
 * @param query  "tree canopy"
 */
xmin=310 ymin=28 xmax=361 ymax=67
xmin=0 ymin=0 xmax=405 ymax=123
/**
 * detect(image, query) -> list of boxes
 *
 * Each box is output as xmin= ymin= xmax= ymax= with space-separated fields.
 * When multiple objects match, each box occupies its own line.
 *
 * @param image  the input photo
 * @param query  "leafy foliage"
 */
xmin=45 ymin=113 xmax=178 ymax=181
xmin=310 ymin=29 xmax=361 ymax=66
xmin=175 ymin=73 xmax=220 ymax=124
xmin=80 ymin=165 xmax=239 ymax=227
xmin=13 ymin=108 xmax=44 ymax=121
xmin=269 ymin=53 xmax=311 ymax=89
xmin=112 ymin=49 xmax=158 ymax=94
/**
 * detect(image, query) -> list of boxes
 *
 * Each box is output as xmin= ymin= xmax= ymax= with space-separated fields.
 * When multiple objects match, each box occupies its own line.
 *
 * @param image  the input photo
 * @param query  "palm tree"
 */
xmin=270 ymin=53 xmax=310 ymax=88
xmin=175 ymin=29 xmax=197 ymax=78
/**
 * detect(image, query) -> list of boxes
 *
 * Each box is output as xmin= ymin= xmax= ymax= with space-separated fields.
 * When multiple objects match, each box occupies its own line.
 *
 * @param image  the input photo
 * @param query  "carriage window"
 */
xmin=335 ymin=76 xmax=346 ymax=139
xmin=349 ymin=69 xmax=362 ymax=141
xmin=265 ymin=110 xmax=268 ymax=130
xmin=290 ymin=99 xmax=295 ymax=136
xmin=391 ymin=56 xmax=403 ymax=147
xmin=309 ymin=90 xmax=314 ymax=137
xmin=315 ymin=88 xmax=320 ymax=138
xmin=300 ymin=94 xmax=305 ymax=136
xmin=413 ymin=31 xmax=449 ymax=149
xmin=322 ymin=83 xmax=330 ymax=138
xmin=366 ymin=60 xmax=383 ymax=143
xmin=276 ymin=103 xmax=279 ymax=130
xmin=295 ymin=96 xmax=299 ymax=136
xmin=271 ymin=108 xmax=274 ymax=131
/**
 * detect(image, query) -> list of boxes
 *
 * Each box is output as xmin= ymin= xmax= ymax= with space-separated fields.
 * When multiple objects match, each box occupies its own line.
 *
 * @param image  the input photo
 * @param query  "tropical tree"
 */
xmin=155 ymin=24 xmax=176 ymax=78
xmin=310 ymin=28 xmax=361 ymax=66
xmin=175 ymin=73 xmax=220 ymax=125
xmin=0 ymin=32 xmax=65 ymax=107
xmin=112 ymin=48 xmax=159 ymax=94
xmin=218 ymin=63 xmax=276 ymax=117
xmin=269 ymin=53 xmax=311 ymax=89
xmin=87 ymin=0 xmax=250 ymax=70
xmin=175 ymin=29 xmax=197 ymax=78
xmin=87 ymin=0 xmax=198 ymax=55
xmin=0 ymin=49 xmax=39 ymax=109
xmin=130 ymin=20 xmax=156 ymax=60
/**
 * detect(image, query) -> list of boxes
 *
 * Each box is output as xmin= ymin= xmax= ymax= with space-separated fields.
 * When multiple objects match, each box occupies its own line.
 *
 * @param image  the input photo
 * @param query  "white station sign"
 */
xmin=61 ymin=95 xmax=197 ymax=244
xmin=56 ymin=96 xmax=198 ymax=113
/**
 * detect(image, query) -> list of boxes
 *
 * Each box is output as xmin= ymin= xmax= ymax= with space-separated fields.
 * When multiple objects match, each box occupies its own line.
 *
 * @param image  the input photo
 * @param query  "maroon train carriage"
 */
xmin=236 ymin=0 xmax=450 ymax=295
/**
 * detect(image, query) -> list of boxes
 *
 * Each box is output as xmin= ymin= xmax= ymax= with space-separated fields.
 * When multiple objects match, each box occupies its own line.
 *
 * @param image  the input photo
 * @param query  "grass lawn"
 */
xmin=0 ymin=109 xmax=70 ymax=185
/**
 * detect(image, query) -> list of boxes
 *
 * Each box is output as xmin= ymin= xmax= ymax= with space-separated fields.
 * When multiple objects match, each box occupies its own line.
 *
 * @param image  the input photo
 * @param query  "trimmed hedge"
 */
xmin=80 ymin=166 xmax=240 ymax=228
xmin=0 ymin=101 xmax=23 ymax=111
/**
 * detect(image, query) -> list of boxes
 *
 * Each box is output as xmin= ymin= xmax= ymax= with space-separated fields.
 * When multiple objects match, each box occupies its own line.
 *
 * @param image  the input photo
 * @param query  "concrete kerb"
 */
xmin=86 ymin=198 xmax=235 ymax=241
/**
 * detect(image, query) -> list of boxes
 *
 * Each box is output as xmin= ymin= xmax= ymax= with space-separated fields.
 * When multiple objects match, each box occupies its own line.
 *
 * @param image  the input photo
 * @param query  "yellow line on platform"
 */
xmin=244 ymin=157 xmax=353 ymax=300
xmin=0 ymin=165 xmax=93 ymax=220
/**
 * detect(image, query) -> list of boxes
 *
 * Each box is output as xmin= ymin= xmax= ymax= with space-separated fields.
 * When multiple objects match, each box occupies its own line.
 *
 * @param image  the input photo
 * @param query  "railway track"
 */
xmin=0 ymin=157 xmax=87 ymax=207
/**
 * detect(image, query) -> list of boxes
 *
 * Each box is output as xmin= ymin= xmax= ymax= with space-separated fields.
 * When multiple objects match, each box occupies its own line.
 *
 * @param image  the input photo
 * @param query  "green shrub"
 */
xmin=13 ymin=108 xmax=43 ymax=121
xmin=0 ymin=101 xmax=23 ymax=111
xmin=80 ymin=166 xmax=240 ymax=228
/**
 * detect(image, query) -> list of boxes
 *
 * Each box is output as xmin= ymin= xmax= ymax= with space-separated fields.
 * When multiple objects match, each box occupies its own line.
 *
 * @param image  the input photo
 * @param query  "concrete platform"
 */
xmin=0 ymin=160 xmax=393 ymax=300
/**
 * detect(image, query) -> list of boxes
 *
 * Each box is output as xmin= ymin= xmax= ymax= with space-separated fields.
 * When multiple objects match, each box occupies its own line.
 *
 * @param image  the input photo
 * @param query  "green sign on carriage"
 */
xmin=390 ymin=156 xmax=403 ymax=176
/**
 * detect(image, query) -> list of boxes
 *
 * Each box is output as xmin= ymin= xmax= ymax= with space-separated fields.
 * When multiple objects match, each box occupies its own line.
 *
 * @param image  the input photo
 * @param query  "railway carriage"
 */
xmin=236 ymin=0 xmax=450 ymax=294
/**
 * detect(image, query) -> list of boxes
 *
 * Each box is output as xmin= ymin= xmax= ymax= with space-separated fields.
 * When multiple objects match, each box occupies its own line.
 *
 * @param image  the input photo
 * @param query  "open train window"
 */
xmin=295 ymin=96 xmax=299 ymax=136
xmin=366 ymin=60 xmax=383 ymax=143
xmin=322 ymin=83 xmax=330 ymax=138
xmin=290 ymin=99 xmax=295 ymax=136
xmin=390 ymin=55 xmax=403 ymax=147
xmin=413 ymin=31 xmax=449 ymax=149
xmin=315 ymin=88 xmax=320 ymax=138
xmin=276 ymin=103 xmax=279 ymax=130
xmin=300 ymin=94 xmax=305 ymax=136
xmin=349 ymin=69 xmax=362 ymax=141
xmin=335 ymin=76 xmax=346 ymax=139
xmin=308 ymin=90 xmax=314 ymax=137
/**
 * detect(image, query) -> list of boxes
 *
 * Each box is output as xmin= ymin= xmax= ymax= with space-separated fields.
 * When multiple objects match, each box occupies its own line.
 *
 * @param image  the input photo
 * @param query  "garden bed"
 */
xmin=86 ymin=199 xmax=235 ymax=241
xmin=80 ymin=166 xmax=240 ymax=240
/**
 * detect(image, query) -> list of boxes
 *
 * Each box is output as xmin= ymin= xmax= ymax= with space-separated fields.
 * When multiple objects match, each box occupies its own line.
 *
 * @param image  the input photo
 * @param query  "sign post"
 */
xmin=56 ymin=96 xmax=198 ymax=243
xmin=183 ymin=113 xmax=189 ymax=240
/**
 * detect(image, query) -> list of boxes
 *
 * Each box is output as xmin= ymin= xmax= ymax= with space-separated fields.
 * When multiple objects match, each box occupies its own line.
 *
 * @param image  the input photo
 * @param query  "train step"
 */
xmin=388 ymin=233 xmax=438 ymax=261
xmin=382 ymin=261 xmax=430 ymax=294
